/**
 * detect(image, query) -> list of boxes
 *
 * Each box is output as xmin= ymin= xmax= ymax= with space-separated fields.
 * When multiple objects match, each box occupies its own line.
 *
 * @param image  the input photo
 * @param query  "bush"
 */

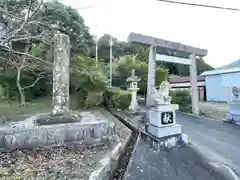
xmin=105 ymin=87 xmax=131 ymax=110
xmin=170 ymin=90 xmax=192 ymax=113
xmin=71 ymin=55 xmax=108 ymax=92
xmin=70 ymin=55 xmax=108 ymax=108
xmin=84 ymin=91 xmax=104 ymax=107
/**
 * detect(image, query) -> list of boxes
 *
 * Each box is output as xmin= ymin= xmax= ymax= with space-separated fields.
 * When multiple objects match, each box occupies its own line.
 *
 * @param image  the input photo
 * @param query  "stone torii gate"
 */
xmin=128 ymin=32 xmax=208 ymax=115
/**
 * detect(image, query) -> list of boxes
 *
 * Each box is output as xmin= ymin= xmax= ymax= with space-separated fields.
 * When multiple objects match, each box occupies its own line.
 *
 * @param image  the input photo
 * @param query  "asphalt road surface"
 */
xmin=125 ymin=138 xmax=225 ymax=180
xmin=177 ymin=112 xmax=240 ymax=175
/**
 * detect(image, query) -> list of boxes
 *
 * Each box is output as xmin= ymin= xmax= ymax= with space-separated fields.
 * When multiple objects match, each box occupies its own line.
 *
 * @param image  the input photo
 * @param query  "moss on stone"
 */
xmin=35 ymin=113 xmax=81 ymax=125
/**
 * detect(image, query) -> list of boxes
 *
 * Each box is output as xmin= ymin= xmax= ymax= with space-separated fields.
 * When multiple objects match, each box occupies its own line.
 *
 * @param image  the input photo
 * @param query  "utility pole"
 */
xmin=95 ymin=24 xmax=99 ymax=68
xmin=109 ymin=35 xmax=113 ymax=87
xmin=95 ymin=37 xmax=98 ymax=67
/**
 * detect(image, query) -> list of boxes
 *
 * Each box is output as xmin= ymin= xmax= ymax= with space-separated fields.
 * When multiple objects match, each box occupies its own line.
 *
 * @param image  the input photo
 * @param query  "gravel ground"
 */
xmin=0 ymin=145 xmax=113 ymax=180
xmin=199 ymin=102 xmax=228 ymax=120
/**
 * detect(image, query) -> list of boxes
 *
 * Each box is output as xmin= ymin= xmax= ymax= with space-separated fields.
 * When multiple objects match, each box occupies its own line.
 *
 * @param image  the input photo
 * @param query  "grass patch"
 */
xmin=0 ymin=98 xmax=52 ymax=116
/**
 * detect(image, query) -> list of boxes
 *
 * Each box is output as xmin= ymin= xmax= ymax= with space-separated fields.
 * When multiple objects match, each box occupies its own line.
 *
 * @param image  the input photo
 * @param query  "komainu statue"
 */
xmin=232 ymin=86 xmax=240 ymax=101
xmin=152 ymin=81 xmax=172 ymax=105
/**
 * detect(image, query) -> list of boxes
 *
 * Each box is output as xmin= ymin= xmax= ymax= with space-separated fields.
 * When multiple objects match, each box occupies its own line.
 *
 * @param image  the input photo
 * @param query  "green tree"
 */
xmin=70 ymin=55 xmax=108 ymax=107
xmin=0 ymin=0 xmax=52 ymax=105
xmin=196 ymin=57 xmax=213 ymax=75
xmin=0 ymin=0 xmax=95 ymax=105
xmin=94 ymin=34 xmax=213 ymax=76
xmin=36 ymin=1 xmax=94 ymax=55
xmin=114 ymin=55 xmax=168 ymax=95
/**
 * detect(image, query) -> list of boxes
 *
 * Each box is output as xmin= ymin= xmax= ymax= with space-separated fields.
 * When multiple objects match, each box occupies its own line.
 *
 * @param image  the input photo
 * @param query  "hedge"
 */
xmin=170 ymin=89 xmax=192 ymax=113
xmin=104 ymin=87 xmax=131 ymax=110
xmin=71 ymin=90 xmax=104 ymax=108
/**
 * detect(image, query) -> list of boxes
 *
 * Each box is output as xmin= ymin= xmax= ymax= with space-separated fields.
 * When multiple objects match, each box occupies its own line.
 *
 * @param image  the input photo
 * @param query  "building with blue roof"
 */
xmin=200 ymin=61 xmax=240 ymax=102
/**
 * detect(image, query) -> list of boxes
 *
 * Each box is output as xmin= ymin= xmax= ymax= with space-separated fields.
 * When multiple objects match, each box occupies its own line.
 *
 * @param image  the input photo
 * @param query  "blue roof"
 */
xmin=200 ymin=67 xmax=240 ymax=76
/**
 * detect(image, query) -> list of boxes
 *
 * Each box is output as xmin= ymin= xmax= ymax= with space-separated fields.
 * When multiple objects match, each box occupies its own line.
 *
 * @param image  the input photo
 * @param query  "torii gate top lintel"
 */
xmin=128 ymin=32 xmax=208 ymax=57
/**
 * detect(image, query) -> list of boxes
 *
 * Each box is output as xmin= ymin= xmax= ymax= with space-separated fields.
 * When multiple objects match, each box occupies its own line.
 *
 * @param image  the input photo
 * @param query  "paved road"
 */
xmin=177 ymin=112 xmax=240 ymax=174
xmin=125 ymin=139 xmax=225 ymax=180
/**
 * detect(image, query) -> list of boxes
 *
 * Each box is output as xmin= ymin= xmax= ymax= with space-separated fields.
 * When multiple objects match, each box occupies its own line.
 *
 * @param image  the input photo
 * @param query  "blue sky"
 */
xmin=62 ymin=0 xmax=240 ymax=68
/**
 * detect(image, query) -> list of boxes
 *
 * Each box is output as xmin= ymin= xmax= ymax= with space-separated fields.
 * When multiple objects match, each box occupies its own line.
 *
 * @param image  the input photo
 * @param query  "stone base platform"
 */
xmin=226 ymin=114 xmax=240 ymax=125
xmin=226 ymin=101 xmax=240 ymax=125
xmin=147 ymin=124 xmax=182 ymax=138
xmin=0 ymin=112 xmax=116 ymax=151
xmin=141 ymin=129 xmax=188 ymax=151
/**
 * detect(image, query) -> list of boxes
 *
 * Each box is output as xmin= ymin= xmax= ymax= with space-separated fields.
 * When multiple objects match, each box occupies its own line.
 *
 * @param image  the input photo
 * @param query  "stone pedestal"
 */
xmin=227 ymin=101 xmax=240 ymax=125
xmin=148 ymin=124 xmax=181 ymax=138
xmin=147 ymin=104 xmax=182 ymax=138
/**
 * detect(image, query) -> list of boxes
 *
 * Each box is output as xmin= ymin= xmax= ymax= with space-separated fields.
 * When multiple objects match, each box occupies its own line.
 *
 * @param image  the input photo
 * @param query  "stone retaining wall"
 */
xmin=0 ymin=120 xmax=115 ymax=151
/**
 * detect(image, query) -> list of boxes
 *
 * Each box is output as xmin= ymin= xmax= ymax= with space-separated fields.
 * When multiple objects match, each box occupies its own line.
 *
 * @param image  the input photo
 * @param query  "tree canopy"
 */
xmin=0 ymin=0 xmax=214 ymax=106
xmin=93 ymin=34 xmax=213 ymax=76
xmin=36 ymin=1 xmax=94 ymax=55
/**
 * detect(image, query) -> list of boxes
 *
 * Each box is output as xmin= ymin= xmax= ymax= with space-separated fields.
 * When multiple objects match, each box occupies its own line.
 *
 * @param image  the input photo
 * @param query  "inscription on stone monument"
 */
xmin=161 ymin=112 xmax=173 ymax=125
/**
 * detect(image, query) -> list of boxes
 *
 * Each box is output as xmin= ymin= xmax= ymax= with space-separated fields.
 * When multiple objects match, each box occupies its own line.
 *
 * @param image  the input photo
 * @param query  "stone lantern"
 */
xmin=127 ymin=69 xmax=141 ymax=113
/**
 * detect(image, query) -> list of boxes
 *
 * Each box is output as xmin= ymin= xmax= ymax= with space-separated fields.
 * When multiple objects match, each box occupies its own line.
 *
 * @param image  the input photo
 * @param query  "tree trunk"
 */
xmin=16 ymin=68 xmax=25 ymax=105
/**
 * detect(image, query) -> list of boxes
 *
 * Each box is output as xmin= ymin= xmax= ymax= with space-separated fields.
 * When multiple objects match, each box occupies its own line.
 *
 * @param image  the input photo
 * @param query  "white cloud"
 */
xmin=62 ymin=0 xmax=240 ymax=68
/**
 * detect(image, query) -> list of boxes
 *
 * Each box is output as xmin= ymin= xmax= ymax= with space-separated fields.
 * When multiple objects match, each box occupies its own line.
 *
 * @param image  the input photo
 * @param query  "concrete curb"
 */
xmin=123 ymin=133 xmax=141 ymax=179
xmin=209 ymin=162 xmax=239 ymax=180
xmin=88 ymin=134 xmax=132 ymax=180
xmin=88 ymin=141 xmax=121 ymax=180
xmin=223 ymin=119 xmax=240 ymax=126
xmin=190 ymin=143 xmax=240 ymax=180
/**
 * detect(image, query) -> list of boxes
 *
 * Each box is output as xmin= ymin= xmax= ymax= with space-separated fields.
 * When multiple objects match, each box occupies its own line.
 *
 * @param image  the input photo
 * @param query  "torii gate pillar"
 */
xmin=146 ymin=45 xmax=156 ymax=107
xmin=146 ymin=49 xmax=199 ymax=115
xmin=189 ymin=53 xmax=199 ymax=115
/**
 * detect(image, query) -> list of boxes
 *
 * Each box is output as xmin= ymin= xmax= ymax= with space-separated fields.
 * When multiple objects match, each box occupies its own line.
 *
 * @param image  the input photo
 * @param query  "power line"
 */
xmin=75 ymin=5 xmax=98 ymax=11
xmin=156 ymin=0 xmax=240 ymax=11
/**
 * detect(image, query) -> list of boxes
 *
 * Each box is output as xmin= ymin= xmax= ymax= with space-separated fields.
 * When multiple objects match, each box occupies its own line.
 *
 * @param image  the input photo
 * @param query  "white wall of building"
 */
xmin=205 ymin=72 xmax=240 ymax=102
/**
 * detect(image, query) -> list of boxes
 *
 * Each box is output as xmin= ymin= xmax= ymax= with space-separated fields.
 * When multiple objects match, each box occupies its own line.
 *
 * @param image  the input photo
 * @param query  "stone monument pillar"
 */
xmin=127 ymin=69 xmax=141 ymax=113
xmin=147 ymin=45 xmax=156 ymax=107
xmin=147 ymin=81 xmax=182 ymax=138
xmin=52 ymin=33 xmax=70 ymax=115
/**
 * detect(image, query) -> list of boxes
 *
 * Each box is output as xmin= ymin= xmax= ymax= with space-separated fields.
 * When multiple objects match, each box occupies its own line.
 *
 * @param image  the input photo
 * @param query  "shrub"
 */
xmin=70 ymin=55 xmax=108 ymax=108
xmin=170 ymin=89 xmax=192 ymax=113
xmin=105 ymin=87 xmax=131 ymax=110
xmin=84 ymin=91 xmax=104 ymax=107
